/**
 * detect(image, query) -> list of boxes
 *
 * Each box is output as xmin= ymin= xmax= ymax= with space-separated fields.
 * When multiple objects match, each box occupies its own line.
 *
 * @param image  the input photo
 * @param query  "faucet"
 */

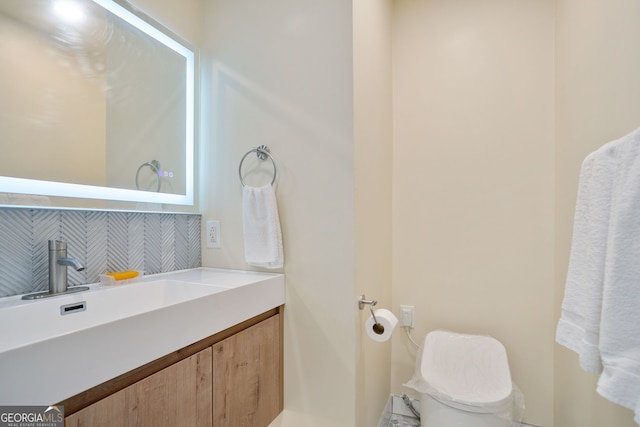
xmin=22 ymin=240 xmax=89 ymax=300
xmin=49 ymin=240 xmax=85 ymax=294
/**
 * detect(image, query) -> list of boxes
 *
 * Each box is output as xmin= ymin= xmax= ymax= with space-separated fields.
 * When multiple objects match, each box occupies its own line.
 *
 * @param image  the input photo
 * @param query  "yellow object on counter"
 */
xmin=105 ymin=270 xmax=139 ymax=281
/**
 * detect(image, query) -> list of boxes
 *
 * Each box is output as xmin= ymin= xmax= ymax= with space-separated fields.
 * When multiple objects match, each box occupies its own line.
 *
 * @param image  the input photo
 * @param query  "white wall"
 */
xmin=353 ymin=0 xmax=393 ymax=425
xmin=391 ymin=1 xmax=555 ymax=425
xmin=199 ymin=1 xmax=358 ymax=426
xmin=554 ymin=0 xmax=640 ymax=425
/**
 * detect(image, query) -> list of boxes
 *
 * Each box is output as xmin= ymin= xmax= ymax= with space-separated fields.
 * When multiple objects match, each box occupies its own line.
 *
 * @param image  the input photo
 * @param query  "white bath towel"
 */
xmin=556 ymin=127 xmax=640 ymax=422
xmin=242 ymin=184 xmax=284 ymax=269
xmin=556 ymin=142 xmax=617 ymax=373
xmin=596 ymin=128 xmax=640 ymax=423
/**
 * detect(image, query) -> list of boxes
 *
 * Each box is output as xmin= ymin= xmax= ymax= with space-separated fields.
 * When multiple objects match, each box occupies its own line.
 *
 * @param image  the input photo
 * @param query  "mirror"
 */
xmin=0 ymin=0 xmax=196 ymax=208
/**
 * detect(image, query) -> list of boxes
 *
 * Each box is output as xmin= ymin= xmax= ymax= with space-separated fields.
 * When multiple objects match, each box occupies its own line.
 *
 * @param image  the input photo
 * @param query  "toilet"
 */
xmin=406 ymin=330 xmax=515 ymax=427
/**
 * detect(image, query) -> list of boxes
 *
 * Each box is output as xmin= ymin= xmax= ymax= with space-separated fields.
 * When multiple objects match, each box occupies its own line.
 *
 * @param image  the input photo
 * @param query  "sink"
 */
xmin=0 ymin=268 xmax=285 ymax=405
xmin=0 ymin=280 xmax=225 ymax=354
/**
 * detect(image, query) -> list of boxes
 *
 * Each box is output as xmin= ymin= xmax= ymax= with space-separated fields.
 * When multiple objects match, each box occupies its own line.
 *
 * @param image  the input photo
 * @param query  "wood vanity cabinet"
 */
xmin=212 ymin=313 xmax=281 ymax=427
xmin=65 ymin=348 xmax=213 ymax=426
xmin=63 ymin=308 xmax=282 ymax=427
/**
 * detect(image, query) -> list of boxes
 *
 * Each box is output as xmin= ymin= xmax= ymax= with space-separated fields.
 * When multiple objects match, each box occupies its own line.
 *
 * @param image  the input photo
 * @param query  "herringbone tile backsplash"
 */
xmin=0 ymin=208 xmax=201 ymax=297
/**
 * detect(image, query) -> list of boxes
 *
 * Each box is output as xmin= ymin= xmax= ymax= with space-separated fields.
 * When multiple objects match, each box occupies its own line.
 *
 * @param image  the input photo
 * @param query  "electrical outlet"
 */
xmin=206 ymin=220 xmax=221 ymax=248
xmin=400 ymin=305 xmax=414 ymax=328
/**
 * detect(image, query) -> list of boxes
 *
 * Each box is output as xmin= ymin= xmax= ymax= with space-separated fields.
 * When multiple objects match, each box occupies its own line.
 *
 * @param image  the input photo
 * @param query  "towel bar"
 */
xmin=238 ymin=145 xmax=277 ymax=187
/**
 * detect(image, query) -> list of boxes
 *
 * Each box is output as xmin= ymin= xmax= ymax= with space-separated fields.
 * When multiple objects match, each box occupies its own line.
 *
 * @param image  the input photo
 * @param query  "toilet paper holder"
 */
xmin=359 ymin=295 xmax=388 ymax=336
xmin=358 ymin=294 xmax=377 ymax=310
xmin=358 ymin=294 xmax=380 ymax=324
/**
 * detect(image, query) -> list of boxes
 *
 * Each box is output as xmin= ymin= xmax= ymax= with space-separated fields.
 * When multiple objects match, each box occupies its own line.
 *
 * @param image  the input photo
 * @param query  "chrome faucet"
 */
xmin=49 ymin=240 xmax=85 ymax=294
xmin=22 ymin=240 xmax=90 ymax=300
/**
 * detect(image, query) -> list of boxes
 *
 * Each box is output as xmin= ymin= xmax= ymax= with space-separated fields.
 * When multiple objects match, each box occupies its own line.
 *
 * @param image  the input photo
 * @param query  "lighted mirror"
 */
xmin=0 ymin=0 xmax=195 ymax=208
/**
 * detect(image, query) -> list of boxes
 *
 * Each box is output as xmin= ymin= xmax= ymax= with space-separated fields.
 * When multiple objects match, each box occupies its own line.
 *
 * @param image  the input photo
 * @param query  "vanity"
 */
xmin=0 ymin=268 xmax=285 ymax=426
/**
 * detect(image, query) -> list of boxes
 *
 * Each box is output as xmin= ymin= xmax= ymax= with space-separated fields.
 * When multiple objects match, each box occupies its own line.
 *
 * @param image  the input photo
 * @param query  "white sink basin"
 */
xmin=0 ymin=268 xmax=285 ymax=405
xmin=0 ymin=280 xmax=226 ymax=354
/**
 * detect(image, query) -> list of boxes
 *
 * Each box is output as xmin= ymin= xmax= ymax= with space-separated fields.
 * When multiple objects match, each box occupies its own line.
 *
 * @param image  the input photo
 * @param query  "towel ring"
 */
xmin=238 ymin=145 xmax=277 ymax=187
xmin=135 ymin=160 xmax=161 ymax=192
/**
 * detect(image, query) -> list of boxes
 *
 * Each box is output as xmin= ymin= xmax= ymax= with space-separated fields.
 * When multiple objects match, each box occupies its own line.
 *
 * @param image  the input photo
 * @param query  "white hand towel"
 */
xmin=242 ymin=184 xmax=283 ymax=269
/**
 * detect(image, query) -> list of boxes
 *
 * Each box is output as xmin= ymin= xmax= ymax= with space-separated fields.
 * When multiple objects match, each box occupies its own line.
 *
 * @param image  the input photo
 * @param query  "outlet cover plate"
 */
xmin=206 ymin=220 xmax=221 ymax=248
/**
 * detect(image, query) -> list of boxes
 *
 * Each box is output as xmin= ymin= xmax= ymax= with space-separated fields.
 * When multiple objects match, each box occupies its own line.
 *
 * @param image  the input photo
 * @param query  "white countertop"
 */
xmin=0 ymin=268 xmax=285 ymax=405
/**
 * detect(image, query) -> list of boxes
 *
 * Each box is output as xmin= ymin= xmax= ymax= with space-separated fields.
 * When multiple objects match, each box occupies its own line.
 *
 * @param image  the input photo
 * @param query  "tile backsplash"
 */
xmin=0 ymin=207 xmax=201 ymax=298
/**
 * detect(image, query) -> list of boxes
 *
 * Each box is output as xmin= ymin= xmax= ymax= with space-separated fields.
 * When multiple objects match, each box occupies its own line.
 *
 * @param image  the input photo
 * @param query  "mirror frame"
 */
xmin=0 ymin=0 xmax=195 ymax=207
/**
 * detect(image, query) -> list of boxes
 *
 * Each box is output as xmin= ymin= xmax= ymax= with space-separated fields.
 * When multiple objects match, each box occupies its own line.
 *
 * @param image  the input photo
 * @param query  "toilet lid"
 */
xmin=420 ymin=330 xmax=512 ymax=407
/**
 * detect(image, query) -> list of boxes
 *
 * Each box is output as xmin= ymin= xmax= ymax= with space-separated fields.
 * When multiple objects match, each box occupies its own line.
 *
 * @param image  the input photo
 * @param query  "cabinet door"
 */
xmin=212 ymin=314 xmax=281 ymax=427
xmin=66 ymin=347 xmax=213 ymax=427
